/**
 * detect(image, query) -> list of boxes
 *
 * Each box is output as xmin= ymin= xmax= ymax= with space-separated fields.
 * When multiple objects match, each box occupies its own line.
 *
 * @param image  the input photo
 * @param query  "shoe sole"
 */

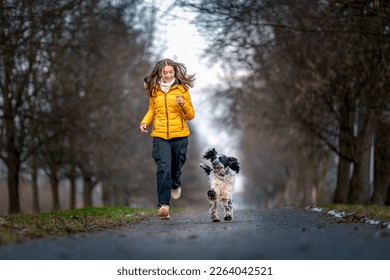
xmin=159 ymin=215 xmax=170 ymax=220
xmin=171 ymin=194 xmax=180 ymax=200
xmin=171 ymin=188 xmax=181 ymax=200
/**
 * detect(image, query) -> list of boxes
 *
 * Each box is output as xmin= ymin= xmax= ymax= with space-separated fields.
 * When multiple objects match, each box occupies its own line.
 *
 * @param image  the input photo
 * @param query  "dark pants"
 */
xmin=152 ymin=137 xmax=188 ymax=206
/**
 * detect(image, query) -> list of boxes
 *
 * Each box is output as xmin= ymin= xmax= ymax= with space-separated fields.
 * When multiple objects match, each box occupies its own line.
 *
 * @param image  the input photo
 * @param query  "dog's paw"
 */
xmin=207 ymin=190 xmax=216 ymax=200
xmin=224 ymin=214 xmax=232 ymax=221
xmin=212 ymin=217 xmax=220 ymax=222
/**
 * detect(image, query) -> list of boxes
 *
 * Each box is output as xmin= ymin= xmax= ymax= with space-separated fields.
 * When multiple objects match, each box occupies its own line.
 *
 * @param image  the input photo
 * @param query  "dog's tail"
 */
xmin=199 ymin=163 xmax=212 ymax=175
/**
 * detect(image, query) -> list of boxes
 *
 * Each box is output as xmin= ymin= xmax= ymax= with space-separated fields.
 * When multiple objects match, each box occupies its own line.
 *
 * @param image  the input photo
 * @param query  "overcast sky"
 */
xmin=150 ymin=1 xmax=244 ymax=194
xmin=150 ymin=1 xmax=242 ymax=154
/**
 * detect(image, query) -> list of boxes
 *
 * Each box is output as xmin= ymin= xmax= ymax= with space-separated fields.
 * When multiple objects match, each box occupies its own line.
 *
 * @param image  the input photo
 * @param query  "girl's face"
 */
xmin=161 ymin=65 xmax=175 ymax=83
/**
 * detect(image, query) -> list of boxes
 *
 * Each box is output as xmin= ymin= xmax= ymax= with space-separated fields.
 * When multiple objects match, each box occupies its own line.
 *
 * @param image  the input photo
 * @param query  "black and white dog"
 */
xmin=199 ymin=148 xmax=240 ymax=222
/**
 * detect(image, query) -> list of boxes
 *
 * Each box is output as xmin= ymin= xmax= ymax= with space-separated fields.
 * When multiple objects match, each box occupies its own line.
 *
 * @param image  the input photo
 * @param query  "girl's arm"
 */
xmin=179 ymin=91 xmax=195 ymax=120
xmin=140 ymin=97 xmax=155 ymax=129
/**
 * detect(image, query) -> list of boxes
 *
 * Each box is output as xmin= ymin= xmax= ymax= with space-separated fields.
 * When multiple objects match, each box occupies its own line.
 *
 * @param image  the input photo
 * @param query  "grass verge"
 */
xmin=0 ymin=206 xmax=159 ymax=245
xmin=318 ymin=204 xmax=390 ymax=223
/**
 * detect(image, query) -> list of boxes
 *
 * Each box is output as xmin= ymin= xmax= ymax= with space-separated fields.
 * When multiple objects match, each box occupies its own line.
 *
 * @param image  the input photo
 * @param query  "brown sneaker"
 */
xmin=158 ymin=204 xmax=170 ymax=220
xmin=171 ymin=187 xmax=181 ymax=200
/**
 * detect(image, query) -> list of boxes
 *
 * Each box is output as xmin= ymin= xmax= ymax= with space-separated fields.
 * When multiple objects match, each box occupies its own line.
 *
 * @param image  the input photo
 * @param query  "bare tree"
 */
xmin=0 ymin=0 xmax=158 ymax=213
xmin=0 ymin=1 xmax=83 ymax=213
xmin=178 ymin=0 xmax=390 ymax=206
xmin=42 ymin=0 xmax=158 ymax=209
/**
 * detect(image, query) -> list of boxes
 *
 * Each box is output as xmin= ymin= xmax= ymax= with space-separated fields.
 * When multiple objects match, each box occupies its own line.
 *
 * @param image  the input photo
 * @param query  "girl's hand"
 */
xmin=140 ymin=123 xmax=148 ymax=133
xmin=176 ymin=95 xmax=184 ymax=107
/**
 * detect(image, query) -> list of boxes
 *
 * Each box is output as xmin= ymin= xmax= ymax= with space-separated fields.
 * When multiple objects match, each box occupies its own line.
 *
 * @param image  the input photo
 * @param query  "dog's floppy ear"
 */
xmin=203 ymin=148 xmax=217 ymax=162
xmin=199 ymin=163 xmax=212 ymax=175
xmin=227 ymin=157 xmax=240 ymax=173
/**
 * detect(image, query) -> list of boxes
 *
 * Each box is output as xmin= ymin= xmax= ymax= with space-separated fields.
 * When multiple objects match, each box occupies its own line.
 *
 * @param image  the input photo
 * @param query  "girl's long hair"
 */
xmin=144 ymin=58 xmax=196 ymax=97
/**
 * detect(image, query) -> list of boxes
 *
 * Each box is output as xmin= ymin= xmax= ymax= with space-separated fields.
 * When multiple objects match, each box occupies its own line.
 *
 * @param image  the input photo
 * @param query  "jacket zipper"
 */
xmin=164 ymin=93 xmax=169 ymax=139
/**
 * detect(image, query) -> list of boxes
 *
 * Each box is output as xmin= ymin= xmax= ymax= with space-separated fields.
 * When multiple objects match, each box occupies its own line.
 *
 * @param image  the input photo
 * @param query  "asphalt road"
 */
xmin=0 ymin=207 xmax=389 ymax=260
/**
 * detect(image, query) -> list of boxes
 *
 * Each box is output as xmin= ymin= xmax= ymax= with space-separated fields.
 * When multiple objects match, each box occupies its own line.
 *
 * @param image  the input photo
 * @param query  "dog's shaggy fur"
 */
xmin=199 ymin=148 xmax=240 ymax=222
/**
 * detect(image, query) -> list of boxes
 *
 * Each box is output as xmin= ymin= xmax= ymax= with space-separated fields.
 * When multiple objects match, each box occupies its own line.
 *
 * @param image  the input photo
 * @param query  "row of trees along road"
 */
xmin=0 ymin=0 xmax=159 ymax=214
xmin=179 ymin=0 xmax=390 ymax=207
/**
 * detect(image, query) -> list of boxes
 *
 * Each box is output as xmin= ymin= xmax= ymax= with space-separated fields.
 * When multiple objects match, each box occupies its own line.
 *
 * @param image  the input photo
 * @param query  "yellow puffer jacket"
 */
xmin=140 ymin=83 xmax=195 ymax=140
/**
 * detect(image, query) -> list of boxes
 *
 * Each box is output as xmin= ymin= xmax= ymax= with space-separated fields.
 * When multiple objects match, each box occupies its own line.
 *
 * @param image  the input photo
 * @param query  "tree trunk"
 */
xmin=371 ymin=122 xmax=390 ymax=205
xmin=302 ymin=162 xmax=315 ymax=206
xmin=102 ymin=182 xmax=111 ymax=206
xmin=69 ymin=176 xmax=77 ymax=210
xmin=3 ymin=89 xmax=21 ymax=213
xmin=334 ymin=97 xmax=354 ymax=204
xmin=83 ymin=175 xmax=97 ymax=207
xmin=31 ymin=155 xmax=40 ymax=213
xmin=348 ymin=159 xmax=370 ymax=204
xmin=69 ymin=167 xmax=77 ymax=209
xmin=334 ymin=156 xmax=351 ymax=203
xmin=49 ymin=165 xmax=60 ymax=211
xmin=5 ymin=136 xmax=21 ymax=213
xmin=360 ymin=143 xmax=371 ymax=204
xmin=6 ymin=157 xmax=20 ymax=214
xmin=385 ymin=185 xmax=390 ymax=206
xmin=348 ymin=117 xmax=373 ymax=204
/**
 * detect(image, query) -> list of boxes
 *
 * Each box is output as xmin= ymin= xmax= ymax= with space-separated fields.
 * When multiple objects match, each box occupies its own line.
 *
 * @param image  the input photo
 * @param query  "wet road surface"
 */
xmin=0 ymin=208 xmax=389 ymax=260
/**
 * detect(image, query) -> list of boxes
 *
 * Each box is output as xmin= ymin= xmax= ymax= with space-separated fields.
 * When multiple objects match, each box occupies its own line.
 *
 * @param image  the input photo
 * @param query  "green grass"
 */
xmin=0 ymin=206 xmax=158 ymax=245
xmin=319 ymin=204 xmax=390 ymax=222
